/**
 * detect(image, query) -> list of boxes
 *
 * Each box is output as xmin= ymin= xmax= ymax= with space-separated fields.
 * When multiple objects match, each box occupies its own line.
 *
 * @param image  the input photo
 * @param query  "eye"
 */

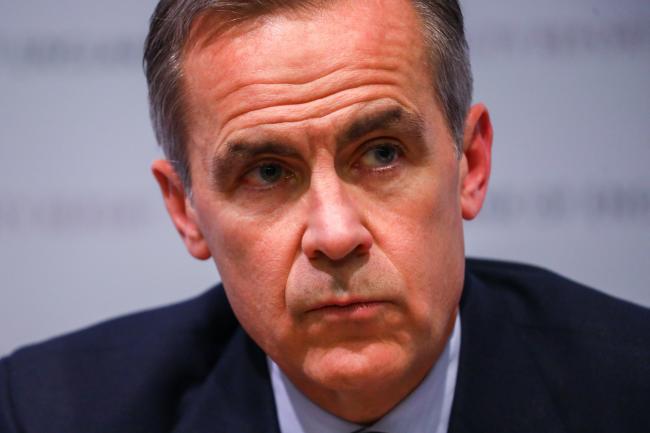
xmin=241 ymin=161 xmax=294 ymax=188
xmin=358 ymin=142 xmax=401 ymax=169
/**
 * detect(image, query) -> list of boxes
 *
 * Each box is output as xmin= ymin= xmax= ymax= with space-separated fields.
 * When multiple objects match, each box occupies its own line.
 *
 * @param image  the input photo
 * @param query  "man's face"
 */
xmin=157 ymin=0 xmax=490 ymax=419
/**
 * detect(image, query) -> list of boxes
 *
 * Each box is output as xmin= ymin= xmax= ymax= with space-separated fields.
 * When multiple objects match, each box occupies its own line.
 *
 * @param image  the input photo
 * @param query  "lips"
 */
xmin=306 ymin=299 xmax=390 ymax=320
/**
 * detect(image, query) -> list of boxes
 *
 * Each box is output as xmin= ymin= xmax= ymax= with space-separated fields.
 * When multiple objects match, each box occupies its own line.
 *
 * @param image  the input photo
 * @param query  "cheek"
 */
xmin=369 ymin=164 xmax=464 ymax=323
xmin=372 ymin=163 xmax=463 ymax=258
xmin=196 ymin=203 xmax=303 ymax=342
xmin=206 ymin=198 xmax=295 ymax=259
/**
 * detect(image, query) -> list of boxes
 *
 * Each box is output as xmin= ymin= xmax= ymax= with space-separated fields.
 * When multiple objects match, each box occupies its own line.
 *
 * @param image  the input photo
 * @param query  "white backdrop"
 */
xmin=1 ymin=0 xmax=648 ymax=356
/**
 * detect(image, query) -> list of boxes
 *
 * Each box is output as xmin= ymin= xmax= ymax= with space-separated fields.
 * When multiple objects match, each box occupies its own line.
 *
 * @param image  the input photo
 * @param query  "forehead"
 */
xmin=185 ymin=0 xmax=428 ymax=70
xmin=181 ymin=0 xmax=435 ymax=154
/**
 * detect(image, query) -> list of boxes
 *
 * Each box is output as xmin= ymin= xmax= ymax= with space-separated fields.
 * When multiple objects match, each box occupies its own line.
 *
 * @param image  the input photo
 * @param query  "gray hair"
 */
xmin=143 ymin=0 xmax=473 ymax=188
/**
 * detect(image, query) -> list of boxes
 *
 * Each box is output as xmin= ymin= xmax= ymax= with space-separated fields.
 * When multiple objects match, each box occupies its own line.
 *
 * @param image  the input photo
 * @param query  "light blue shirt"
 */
xmin=269 ymin=314 xmax=461 ymax=433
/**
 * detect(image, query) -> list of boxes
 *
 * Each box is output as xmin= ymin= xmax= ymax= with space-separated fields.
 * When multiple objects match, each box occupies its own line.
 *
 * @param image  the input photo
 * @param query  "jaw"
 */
xmin=275 ymin=316 xmax=451 ymax=424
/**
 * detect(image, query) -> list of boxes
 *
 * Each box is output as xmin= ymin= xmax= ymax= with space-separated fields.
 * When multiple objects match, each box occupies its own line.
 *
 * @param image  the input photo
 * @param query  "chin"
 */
xmin=302 ymin=340 xmax=414 ymax=392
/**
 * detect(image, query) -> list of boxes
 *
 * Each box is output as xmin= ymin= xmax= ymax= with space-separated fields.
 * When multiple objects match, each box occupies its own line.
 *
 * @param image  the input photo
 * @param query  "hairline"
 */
xmin=144 ymin=0 xmax=472 ymax=190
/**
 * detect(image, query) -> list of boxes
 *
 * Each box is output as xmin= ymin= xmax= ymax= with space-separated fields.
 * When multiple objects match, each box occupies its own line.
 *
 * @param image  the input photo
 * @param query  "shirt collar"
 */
xmin=269 ymin=313 xmax=461 ymax=433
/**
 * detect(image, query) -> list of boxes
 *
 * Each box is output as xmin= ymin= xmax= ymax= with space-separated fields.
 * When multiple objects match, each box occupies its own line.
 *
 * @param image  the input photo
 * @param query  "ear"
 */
xmin=459 ymin=103 xmax=493 ymax=220
xmin=151 ymin=159 xmax=211 ymax=260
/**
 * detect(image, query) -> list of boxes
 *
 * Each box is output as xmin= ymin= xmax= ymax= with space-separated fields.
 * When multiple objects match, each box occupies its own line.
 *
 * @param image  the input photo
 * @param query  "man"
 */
xmin=1 ymin=0 xmax=648 ymax=432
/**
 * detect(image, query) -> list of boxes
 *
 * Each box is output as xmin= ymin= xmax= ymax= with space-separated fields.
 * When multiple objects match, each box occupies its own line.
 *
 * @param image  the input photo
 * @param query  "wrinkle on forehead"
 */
xmin=182 ymin=0 xmax=432 ymax=165
xmin=183 ymin=0 xmax=427 ymax=96
xmin=217 ymin=72 xmax=403 ymax=131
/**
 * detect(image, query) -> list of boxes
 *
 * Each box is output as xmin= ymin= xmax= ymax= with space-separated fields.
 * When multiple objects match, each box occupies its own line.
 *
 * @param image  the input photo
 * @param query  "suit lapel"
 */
xmin=173 ymin=328 xmax=281 ymax=433
xmin=448 ymin=273 xmax=567 ymax=433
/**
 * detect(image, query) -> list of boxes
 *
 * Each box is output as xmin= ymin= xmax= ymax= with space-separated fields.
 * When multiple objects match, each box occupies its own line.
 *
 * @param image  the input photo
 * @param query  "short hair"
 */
xmin=143 ymin=0 xmax=472 ymax=188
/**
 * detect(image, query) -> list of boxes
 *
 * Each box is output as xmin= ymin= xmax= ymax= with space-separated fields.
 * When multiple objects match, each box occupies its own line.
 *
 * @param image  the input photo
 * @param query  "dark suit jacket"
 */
xmin=1 ymin=259 xmax=649 ymax=433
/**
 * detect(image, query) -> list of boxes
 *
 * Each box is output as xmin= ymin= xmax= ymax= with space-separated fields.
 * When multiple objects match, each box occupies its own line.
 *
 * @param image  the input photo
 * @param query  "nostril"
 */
xmin=353 ymin=234 xmax=373 ymax=256
xmin=302 ymin=223 xmax=373 ymax=262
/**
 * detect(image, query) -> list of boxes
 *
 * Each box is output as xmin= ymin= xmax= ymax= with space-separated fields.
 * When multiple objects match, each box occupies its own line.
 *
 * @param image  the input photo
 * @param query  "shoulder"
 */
xmin=0 ymin=285 xmax=238 ymax=433
xmin=465 ymin=258 xmax=650 ymax=334
xmin=460 ymin=258 xmax=650 ymax=431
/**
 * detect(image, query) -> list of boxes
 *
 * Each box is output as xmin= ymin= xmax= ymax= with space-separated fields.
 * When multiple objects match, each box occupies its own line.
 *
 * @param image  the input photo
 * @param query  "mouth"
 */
xmin=306 ymin=300 xmax=390 ymax=321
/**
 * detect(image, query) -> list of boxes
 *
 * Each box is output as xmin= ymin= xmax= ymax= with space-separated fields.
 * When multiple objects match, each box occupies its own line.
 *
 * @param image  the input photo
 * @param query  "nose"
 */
xmin=301 ymin=177 xmax=373 ymax=261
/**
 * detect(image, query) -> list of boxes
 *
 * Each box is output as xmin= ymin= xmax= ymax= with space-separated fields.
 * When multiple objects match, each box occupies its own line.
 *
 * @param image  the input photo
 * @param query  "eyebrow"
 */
xmin=209 ymin=106 xmax=427 ymax=189
xmin=210 ymin=141 xmax=301 ymax=189
xmin=337 ymin=106 xmax=426 ymax=148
